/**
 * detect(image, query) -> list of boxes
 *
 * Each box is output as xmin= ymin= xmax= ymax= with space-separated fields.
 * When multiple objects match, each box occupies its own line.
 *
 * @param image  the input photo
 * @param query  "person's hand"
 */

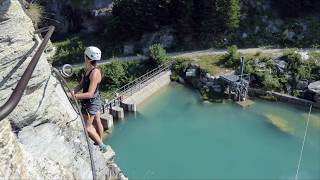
xmin=67 ymin=90 xmax=75 ymax=99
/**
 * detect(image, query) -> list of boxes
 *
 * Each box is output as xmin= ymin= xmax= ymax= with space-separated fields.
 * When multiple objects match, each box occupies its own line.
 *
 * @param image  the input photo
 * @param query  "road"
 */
xmin=60 ymin=48 xmax=318 ymax=70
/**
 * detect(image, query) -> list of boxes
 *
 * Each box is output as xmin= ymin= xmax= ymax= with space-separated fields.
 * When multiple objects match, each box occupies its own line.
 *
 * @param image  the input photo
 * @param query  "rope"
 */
xmin=294 ymin=104 xmax=313 ymax=180
xmin=52 ymin=68 xmax=96 ymax=180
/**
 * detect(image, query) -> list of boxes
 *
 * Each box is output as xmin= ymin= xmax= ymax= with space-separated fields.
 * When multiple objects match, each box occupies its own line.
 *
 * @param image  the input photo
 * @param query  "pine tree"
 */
xmin=170 ymin=0 xmax=194 ymax=45
xmin=216 ymin=0 xmax=240 ymax=32
xmin=193 ymin=0 xmax=219 ymax=42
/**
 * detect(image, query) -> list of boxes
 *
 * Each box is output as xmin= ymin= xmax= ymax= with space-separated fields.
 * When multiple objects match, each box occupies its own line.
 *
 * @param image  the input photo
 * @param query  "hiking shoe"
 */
xmin=99 ymin=143 xmax=108 ymax=153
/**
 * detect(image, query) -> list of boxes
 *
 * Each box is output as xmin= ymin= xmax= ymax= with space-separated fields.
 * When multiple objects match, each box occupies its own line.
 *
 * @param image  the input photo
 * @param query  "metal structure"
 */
xmin=0 ymin=26 xmax=55 ymax=120
xmin=52 ymin=68 xmax=96 ymax=180
xmin=104 ymin=61 xmax=173 ymax=110
xmin=220 ymin=57 xmax=250 ymax=101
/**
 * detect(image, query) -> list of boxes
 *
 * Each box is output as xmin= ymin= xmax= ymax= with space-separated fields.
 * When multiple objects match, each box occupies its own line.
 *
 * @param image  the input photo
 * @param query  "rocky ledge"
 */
xmin=0 ymin=0 xmax=126 ymax=179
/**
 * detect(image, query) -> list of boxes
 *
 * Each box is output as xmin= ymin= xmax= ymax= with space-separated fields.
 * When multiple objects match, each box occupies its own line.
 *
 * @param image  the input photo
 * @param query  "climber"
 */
xmin=67 ymin=46 xmax=107 ymax=153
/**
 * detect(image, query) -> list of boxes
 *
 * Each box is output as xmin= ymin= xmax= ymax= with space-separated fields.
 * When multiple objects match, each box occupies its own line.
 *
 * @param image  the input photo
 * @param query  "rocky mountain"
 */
xmin=0 ymin=0 xmax=125 ymax=179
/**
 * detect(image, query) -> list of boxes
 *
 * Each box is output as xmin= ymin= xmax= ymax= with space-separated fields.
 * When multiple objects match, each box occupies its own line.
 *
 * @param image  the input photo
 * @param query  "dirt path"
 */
xmin=65 ymin=48 xmax=319 ymax=69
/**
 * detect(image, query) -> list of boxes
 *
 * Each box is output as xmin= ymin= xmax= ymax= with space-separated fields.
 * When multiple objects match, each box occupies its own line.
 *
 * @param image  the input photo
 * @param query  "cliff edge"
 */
xmin=0 ymin=0 xmax=125 ymax=179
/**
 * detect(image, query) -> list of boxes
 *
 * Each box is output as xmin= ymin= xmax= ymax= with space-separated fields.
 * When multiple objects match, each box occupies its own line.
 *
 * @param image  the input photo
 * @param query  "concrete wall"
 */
xmin=248 ymin=88 xmax=319 ymax=109
xmin=123 ymin=71 xmax=172 ymax=107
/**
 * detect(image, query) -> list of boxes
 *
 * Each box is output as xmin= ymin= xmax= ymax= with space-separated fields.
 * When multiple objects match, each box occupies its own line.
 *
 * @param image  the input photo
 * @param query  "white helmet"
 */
xmin=84 ymin=46 xmax=101 ymax=61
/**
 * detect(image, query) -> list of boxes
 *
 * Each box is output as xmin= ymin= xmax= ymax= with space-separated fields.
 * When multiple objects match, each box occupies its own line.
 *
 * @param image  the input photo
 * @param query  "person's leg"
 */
xmin=83 ymin=113 xmax=103 ymax=145
xmin=94 ymin=111 xmax=104 ymax=140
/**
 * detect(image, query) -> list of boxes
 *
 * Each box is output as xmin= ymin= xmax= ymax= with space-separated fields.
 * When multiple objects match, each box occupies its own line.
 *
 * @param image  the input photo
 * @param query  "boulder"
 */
xmin=308 ymin=81 xmax=320 ymax=94
xmin=297 ymin=80 xmax=309 ymax=90
xmin=273 ymin=59 xmax=287 ymax=73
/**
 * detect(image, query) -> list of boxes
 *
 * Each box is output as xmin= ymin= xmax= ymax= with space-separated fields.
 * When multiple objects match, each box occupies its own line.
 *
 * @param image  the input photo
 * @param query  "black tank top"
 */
xmin=82 ymin=68 xmax=100 ymax=104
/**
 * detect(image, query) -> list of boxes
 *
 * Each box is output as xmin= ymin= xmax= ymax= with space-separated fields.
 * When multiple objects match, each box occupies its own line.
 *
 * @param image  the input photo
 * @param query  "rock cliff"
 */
xmin=0 ymin=0 xmax=125 ymax=179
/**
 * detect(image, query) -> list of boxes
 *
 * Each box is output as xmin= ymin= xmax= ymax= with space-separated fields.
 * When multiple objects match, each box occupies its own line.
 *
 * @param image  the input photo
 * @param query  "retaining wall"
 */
xmin=248 ymin=88 xmax=320 ymax=109
xmin=123 ymin=71 xmax=172 ymax=106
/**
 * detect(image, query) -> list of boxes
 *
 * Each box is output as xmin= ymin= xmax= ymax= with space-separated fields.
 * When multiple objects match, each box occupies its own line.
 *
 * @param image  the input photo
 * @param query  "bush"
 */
xmin=262 ymin=73 xmax=281 ymax=91
xmin=52 ymin=35 xmax=85 ymax=66
xmin=171 ymin=57 xmax=192 ymax=78
xmin=223 ymin=45 xmax=240 ymax=68
xmin=100 ymin=60 xmax=127 ymax=90
xmin=149 ymin=44 xmax=169 ymax=65
xmin=26 ymin=3 xmax=43 ymax=28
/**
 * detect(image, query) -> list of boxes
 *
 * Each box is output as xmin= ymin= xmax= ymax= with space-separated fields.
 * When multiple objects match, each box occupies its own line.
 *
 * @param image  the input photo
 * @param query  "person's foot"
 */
xmin=99 ymin=143 xmax=108 ymax=153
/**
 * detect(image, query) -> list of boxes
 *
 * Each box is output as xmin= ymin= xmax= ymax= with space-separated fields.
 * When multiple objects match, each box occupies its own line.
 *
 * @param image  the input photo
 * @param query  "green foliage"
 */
xmin=216 ymin=0 xmax=240 ymax=31
xmin=171 ymin=57 xmax=192 ymax=79
xmin=51 ymin=33 xmax=123 ymax=66
xmin=149 ymin=44 xmax=169 ymax=65
xmin=100 ymin=60 xmax=127 ymax=90
xmin=262 ymin=73 xmax=281 ymax=91
xmin=223 ymin=45 xmax=240 ymax=68
xmin=194 ymin=55 xmax=227 ymax=75
xmin=26 ymin=3 xmax=43 ymax=28
xmin=112 ymin=0 xmax=171 ymax=41
xmin=52 ymin=35 xmax=85 ymax=66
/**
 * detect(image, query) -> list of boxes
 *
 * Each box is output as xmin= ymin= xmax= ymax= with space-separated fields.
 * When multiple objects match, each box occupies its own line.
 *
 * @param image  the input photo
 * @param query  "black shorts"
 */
xmin=81 ymin=99 xmax=102 ymax=116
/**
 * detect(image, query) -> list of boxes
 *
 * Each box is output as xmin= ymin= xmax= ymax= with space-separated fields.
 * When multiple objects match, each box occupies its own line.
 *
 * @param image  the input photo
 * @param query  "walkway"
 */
xmin=61 ymin=47 xmax=320 ymax=70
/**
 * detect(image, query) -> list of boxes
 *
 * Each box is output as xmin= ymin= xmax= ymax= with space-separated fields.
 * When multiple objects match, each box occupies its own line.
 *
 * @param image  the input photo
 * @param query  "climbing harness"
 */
xmin=52 ymin=67 xmax=97 ymax=180
xmin=294 ymin=104 xmax=313 ymax=180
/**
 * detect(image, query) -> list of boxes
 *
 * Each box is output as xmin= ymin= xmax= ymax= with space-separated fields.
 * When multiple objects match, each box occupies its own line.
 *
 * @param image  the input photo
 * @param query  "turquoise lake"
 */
xmin=105 ymin=84 xmax=320 ymax=180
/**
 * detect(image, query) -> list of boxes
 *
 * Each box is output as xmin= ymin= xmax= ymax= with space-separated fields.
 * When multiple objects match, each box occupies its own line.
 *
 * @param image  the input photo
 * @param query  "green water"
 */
xmin=105 ymin=84 xmax=320 ymax=179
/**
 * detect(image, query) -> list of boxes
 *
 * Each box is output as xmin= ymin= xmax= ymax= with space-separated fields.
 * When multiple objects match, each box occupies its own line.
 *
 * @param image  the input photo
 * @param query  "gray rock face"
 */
xmin=141 ymin=28 xmax=175 ymax=54
xmin=0 ymin=0 xmax=126 ymax=179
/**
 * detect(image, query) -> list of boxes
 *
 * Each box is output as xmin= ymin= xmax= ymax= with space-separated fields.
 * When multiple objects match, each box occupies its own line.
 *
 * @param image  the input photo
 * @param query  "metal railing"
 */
xmin=0 ymin=25 xmax=97 ymax=180
xmin=0 ymin=26 xmax=55 ymax=120
xmin=104 ymin=61 xmax=173 ymax=109
xmin=52 ymin=68 xmax=96 ymax=180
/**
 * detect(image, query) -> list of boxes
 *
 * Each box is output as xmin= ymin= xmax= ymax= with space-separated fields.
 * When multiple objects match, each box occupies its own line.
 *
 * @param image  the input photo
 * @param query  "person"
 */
xmin=68 ymin=46 xmax=107 ymax=153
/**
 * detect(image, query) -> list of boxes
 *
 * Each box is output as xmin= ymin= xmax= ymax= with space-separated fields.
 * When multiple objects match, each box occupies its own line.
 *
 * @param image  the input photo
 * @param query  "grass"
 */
xmin=188 ymin=51 xmax=279 ymax=76
xmin=25 ymin=3 xmax=43 ymax=28
xmin=309 ymin=51 xmax=320 ymax=60
xmin=191 ymin=55 xmax=232 ymax=75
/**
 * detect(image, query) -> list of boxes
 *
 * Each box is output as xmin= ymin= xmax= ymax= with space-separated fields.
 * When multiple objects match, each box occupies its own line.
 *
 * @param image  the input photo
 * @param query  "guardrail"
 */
xmin=104 ymin=60 xmax=173 ymax=109
xmin=0 ymin=26 xmax=55 ymax=120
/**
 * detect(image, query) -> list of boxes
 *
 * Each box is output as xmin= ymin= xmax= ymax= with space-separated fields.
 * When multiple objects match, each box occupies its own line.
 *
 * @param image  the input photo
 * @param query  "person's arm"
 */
xmin=74 ymin=70 xmax=99 ymax=100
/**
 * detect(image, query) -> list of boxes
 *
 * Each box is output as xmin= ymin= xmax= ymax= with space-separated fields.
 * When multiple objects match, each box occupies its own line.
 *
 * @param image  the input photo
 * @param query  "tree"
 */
xmin=193 ymin=0 xmax=220 ymax=42
xmin=271 ymin=0 xmax=319 ymax=18
xmin=216 ymin=0 xmax=240 ymax=32
xmin=112 ymin=0 xmax=171 ymax=41
xmin=101 ymin=60 xmax=127 ymax=90
xmin=149 ymin=44 xmax=169 ymax=65
xmin=223 ymin=45 xmax=240 ymax=68
xmin=170 ymin=0 xmax=194 ymax=46
xmin=282 ymin=49 xmax=313 ymax=95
